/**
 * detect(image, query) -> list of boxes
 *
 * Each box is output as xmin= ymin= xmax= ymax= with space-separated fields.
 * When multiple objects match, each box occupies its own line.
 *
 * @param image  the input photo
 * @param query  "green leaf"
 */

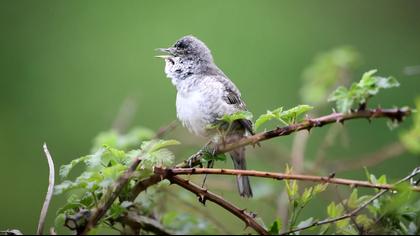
xmin=255 ymin=107 xmax=283 ymax=130
xmin=59 ymin=155 xmax=90 ymax=179
xmin=255 ymin=105 xmax=313 ymax=130
xmin=347 ymin=189 xmax=359 ymax=209
xmin=54 ymin=213 xmax=66 ymax=228
xmin=148 ymin=139 xmax=180 ymax=153
xmin=268 ymin=219 xmax=282 ymax=235
xmin=328 ymin=69 xmax=400 ymax=113
xmin=278 ymin=105 xmax=313 ymax=125
xmin=301 ymin=187 xmax=313 ymax=204
xmin=220 ymin=111 xmax=253 ymax=124
xmin=285 ymin=180 xmax=299 ymax=199
xmin=313 ymin=183 xmax=328 ymax=194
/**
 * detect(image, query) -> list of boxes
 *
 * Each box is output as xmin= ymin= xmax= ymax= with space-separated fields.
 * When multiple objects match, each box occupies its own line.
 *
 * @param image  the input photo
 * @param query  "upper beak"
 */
xmin=155 ymin=47 xmax=174 ymax=59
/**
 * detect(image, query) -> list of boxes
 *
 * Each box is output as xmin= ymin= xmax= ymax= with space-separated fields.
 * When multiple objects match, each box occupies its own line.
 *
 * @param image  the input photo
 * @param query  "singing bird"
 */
xmin=157 ymin=35 xmax=254 ymax=197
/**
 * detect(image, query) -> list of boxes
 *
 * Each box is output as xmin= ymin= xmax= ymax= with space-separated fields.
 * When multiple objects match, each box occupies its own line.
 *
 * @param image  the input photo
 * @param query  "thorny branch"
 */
xmin=281 ymin=167 xmax=420 ymax=235
xmin=176 ymin=107 xmax=411 ymax=168
xmin=155 ymin=167 xmax=420 ymax=192
xmin=78 ymin=107 xmax=412 ymax=234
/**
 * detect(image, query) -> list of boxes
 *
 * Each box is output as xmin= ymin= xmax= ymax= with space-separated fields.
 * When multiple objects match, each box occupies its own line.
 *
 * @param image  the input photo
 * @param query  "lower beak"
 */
xmin=155 ymin=55 xmax=172 ymax=59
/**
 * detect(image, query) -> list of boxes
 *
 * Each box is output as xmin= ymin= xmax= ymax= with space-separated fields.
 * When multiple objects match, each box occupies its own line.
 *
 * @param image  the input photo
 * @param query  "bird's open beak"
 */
xmin=155 ymin=47 xmax=175 ymax=59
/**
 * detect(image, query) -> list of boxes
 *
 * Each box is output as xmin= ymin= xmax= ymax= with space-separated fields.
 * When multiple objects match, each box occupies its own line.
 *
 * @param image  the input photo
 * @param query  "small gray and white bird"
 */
xmin=157 ymin=35 xmax=254 ymax=197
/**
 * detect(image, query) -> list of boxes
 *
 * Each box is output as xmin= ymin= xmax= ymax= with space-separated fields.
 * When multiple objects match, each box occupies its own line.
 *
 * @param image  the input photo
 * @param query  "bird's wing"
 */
xmin=223 ymin=88 xmax=255 ymax=135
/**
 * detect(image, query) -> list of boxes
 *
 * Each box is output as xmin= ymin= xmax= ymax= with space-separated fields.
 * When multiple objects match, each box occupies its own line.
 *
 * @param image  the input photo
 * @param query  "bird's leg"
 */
xmin=201 ymin=160 xmax=214 ymax=188
xmin=185 ymin=140 xmax=214 ymax=168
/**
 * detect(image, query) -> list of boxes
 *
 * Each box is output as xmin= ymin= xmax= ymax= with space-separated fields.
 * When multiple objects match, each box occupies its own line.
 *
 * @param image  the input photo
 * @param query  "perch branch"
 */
xmin=156 ymin=167 xmax=420 ymax=192
xmin=37 ymin=143 xmax=55 ymax=235
xmin=281 ymin=167 xmax=420 ymax=235
xmin=176 ymin=107 xmax=411 ymax=168
xmin=167 ymin=175 xmax=269 ymax=235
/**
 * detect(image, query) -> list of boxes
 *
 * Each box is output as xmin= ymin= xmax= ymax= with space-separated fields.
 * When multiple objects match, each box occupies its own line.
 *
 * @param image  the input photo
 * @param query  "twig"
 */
xmin=158 ymin=167 xmax=420 ymax=192
xmin=112 ymin=97 xmax=137 ymax=133
xmin=81 ymin=157 xmax=142 ymax=234
xmin=281 ymin=167 xmax=420 ymax=235
xmin=37 ymin=143 xmax=55 ymax=235
xmin=167 ymin=175 xmax=269 ymax=235
xmin=129 ymin=174 xmax=163 ymax=201
xmin=154 ymin=120 xmax=178 ymax=139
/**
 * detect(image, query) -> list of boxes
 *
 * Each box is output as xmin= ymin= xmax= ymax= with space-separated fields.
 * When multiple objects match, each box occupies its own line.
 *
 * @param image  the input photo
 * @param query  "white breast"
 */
xmin=176 ymin=90 xmax=209 ymax=137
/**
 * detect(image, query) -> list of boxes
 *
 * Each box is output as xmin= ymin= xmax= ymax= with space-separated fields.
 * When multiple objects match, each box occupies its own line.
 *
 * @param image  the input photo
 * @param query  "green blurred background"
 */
xmin=1 ymin=0 xmax=419 ymax=234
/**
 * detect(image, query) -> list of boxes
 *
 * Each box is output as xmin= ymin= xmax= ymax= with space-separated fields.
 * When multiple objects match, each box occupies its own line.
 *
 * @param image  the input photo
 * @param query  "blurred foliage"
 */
xmin=328 ymin=70 xmax=400 ymax=113
xmin=401 ymin=97 xmax=420 ymax=154
xmin=300 ymin=47 xmax=361 ymax=106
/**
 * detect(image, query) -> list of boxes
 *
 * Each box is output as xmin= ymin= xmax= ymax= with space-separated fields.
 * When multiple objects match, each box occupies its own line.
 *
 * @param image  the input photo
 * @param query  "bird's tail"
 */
xmin=230 ymin=147 xmax=253 ymax=198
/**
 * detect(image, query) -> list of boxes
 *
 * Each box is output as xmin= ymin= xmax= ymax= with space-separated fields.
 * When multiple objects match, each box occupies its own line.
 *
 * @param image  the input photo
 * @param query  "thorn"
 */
xmin=198 ymin=194 xmax=207 ymax=205
xmin=328 ymin=172 xmax=336 ymax=179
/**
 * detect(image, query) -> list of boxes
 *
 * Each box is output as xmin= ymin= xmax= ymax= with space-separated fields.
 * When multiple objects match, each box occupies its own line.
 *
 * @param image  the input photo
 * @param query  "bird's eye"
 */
xmin=175 ymin=40 xmax=187 ymax=49
xmin=167 ymin=58 xmax=175 ymax=64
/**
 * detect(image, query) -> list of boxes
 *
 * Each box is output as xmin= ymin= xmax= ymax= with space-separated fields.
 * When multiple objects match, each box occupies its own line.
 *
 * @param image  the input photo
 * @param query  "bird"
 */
xmin=156 ymin=35 xmax=254 ymax=197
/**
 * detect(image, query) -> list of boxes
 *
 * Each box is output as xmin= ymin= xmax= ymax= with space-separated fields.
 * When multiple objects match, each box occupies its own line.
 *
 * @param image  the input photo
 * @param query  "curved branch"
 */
xmin=168 ymin=175 xmax=269 ymax=235
xmin=37 ymin=143 xmax=55 ymax=235
xmin=156 ymin=167 xmax=420 ymax=192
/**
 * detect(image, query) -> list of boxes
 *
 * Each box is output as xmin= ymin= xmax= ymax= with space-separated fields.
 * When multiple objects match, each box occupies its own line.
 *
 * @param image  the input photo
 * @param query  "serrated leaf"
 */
xmin=255 ymin=107 xmax=283 ymax=130
xmin=220 ymin=111 xmax=253 ymax=124
xmin=347 ymin=189 xmax=359 ymax=209
xmin=278 ymin=105 xmax=313 ymax=125
xmin=59 ymin=155 xmax=90 ymax=179
xmin=147 ymin=139 xmax=180 ymax=153
xmin=328 ymin=69 xmax=400 ymax=113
